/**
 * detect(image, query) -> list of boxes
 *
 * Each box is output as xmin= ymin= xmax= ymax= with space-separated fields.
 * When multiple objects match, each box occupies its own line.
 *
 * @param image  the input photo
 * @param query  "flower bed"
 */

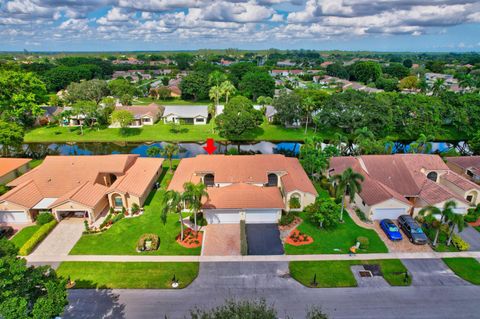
xmin=278 ymin=216 xmax=302 ymax=232
xmin=137 ymin=233 xmax=160 ymax=252
xmin=177 ymin=228 xmax=203 ymax=248
xmin=285 ymin=229 xmax=313 ymax=246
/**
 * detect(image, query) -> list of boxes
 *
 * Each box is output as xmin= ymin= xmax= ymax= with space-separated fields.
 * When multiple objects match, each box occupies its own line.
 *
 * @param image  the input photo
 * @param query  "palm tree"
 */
xmin=432 ymin=78 xmax=446 ymax=96
xmin=409 ymin=133 xmax=433 ymax=154
xmin=146 ymin=146 xmax=161 ymax=158
xmin=419 ymin=200 xmax=457 ymax=247
xmin=208 ymin=71 xmax=227 ymax=87
xmin=330 ymin=168 xmax=365 ymax=222
xmin=458 ymin=74 xmax=475 ymax=92
xmin=302 ymin=96 xmax=316 ymax=134
xmin=256 ymin=95 xmax=273 ymax=107
xmin=208 ymin=103 xmax=216 ymax=133
xmin=209 ymin=85 xmax=223 ymax=107
xmin=160 ymin=143 xmax=179 ymax=173
xmin=183 ymin=182 xmax=209 ymax=237
xmin=161 ymin=190 xmax=186 ymax=241
xmin=446 ymin=210 xmax=465 ymax=246
xmin=220 ymin=80 xmax=236 ymax=104
xmin=353 ymin=127 xmax=375 ymax=144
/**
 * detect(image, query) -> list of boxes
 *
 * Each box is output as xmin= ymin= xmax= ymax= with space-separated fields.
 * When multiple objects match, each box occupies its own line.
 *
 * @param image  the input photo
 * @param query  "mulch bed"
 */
xmin=176 ymin=228 xmax=203 ymax=248
xmin=285 ymin=229 xmax=313 ymax=246
xmin=278 ymin=216 xmax=303 ymax=232
xmin=468 ymin=218 xmax=480 ymax=227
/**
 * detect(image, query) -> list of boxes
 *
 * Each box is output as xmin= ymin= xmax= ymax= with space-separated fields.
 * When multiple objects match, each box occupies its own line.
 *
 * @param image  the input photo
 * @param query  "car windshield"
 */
xmin=389 ymin=226 xmax=399 ymax=232
xmin=412 ymin=227 xmax=424 ymax=234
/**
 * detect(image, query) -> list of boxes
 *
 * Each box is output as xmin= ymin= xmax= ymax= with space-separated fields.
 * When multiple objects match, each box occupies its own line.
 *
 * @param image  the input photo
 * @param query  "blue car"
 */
xmin=380 ymin=219 xmax=403 ymax=241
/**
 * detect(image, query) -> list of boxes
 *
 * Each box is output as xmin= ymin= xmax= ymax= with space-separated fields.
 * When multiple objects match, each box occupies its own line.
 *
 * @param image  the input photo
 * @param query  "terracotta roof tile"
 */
xmin=446 ymin=156 xmax=480 ymax=170
xmin=442 ymin=171 xmax=479 ymax=191
xmin=0 ymin=158 xmax=31 ymax=178
xmin=203 ymin=184 xmax=284 ymax=209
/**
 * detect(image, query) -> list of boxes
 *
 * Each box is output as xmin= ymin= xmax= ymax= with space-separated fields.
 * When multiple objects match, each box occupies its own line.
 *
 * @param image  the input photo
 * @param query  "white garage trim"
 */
xmin=0 ymin=210 xmax=29 ymax=223
xmin=204 ymin=209 xmax=241 ymax=224
xmin=245 ymin=209 xmax=280 ymax=224
xmin=371 ymin=208 xmax=407 ymax=220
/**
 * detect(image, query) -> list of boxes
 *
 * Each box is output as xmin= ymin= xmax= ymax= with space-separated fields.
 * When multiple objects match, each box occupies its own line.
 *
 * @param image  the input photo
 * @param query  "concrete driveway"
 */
xmin=457 ymin=226 xmax=480 ymax=251
xmin=373 ymin=222 xmax=432 ymax=253
xmin=246 ymin=224 xmax=284 ymax=255
xmin=202 ymin=224 xmax=240 ymax=256
xmin=401 ymin=259 xmax=469 ymax=286
xmin=30 ymin=218 xmax=85 ymax=257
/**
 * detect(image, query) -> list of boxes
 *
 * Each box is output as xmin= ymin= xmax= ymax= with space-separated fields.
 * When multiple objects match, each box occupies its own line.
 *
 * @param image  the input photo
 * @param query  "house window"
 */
xmin=196 ymin=118 xmax=205 ymax=123
xmin=466 ymin=195 xmax=473 ymax=203
xmin=467 ymin=170 xmax=474 ymax=177
xmin=204 ymin=174 xmax=214 ymax=187
xmin=267 ymin=173 xmax=278 ymax=187
xmin=114 ymin=196 xmax=123 ymax=207
xmin=143 ymin=117 xmax=151 ymax=123
xmin=427 ymin=171 xmax=438 ymax=182
xmin=362 ymin=200 xmax=365 ymax=206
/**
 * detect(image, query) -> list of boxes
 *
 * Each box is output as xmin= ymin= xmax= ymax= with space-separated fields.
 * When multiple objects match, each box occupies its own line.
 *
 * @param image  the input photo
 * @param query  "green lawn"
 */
xmin=24 ymin=121 xmax=333 ymax=143
xmin=442 ymin=258 xmax=480 ymax=285
xmin=284 ymin=212 xmax=388 ymax=254
xmin=29 ymin=159 xmax=43 ymax=169
xmin=10 ymin=225 xmax=41 ymax=249
xmin=289 ymin=259 xmax=411 ymax=288
xmin=57 ymin=262 xmax=199 ymax=289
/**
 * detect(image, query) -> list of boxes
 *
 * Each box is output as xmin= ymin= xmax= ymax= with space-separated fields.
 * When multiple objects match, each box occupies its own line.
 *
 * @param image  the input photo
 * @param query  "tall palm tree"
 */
xmin=353 ymin=127 xmax=375 ymax=144
xmin=208 ymin=71 xmax=227 ymax=87
xmin=432 ymin=78 xmax=446 ymax=96
xmin=183 ymin=182 xmax=209 ymax=237
xmin=446 ymin=210 xmax=465 ymax=246
xmin=409 ymin=133 xmax=433 ymax=154
xmin=302 ymin=96 xmax=316 ymax=134
xmin=419 ymin=200 xmax=456 ymax=247
xmin=160 ymin=143 xmax=179 ymax=173
xmin=330 ymin=168 xmax=365 ymax=222
xmin=209 ymin=85 xmax=223 ymax=107
xmin=161 ymin=190 xmax=186 ymax=241
xmin=208 ymin=103 xmax=216 ymax=133
xmin=220 ymin=80 xmax=236 ymax=104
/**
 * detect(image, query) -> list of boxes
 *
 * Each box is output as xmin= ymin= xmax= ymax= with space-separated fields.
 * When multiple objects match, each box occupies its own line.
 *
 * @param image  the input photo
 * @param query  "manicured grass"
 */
xmin=289 ymin=259 xmax=411 ymax=287
xmin=284 ymin=212 xmax=388 ymax=254
xmin=24 ymin=121 xmax=332 ymax=143
xmin=442 ymin=258 xmax=480 ymax=285
xmin=28 ymin=159 xmax=43 ymax=169
xmin=57 ymin=262 xmax=199 ymax=289
xmin=10 ymin=225 xmax=41 ymax=249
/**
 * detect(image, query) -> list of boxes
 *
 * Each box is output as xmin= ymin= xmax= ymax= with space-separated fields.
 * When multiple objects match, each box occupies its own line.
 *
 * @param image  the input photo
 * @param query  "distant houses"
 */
xmin=109 ymin=104 xmax=164 ymax=128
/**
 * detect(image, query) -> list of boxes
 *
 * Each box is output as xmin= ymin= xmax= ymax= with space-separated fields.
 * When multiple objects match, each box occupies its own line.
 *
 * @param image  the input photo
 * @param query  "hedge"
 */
xmin=136 ymin=234 xmax=160 ymax=252
xmin=451 ymin=234 xmax=470 ymax=251
xmin=240 ymin=220 xmax=248 ymax=256
xmin=19 ymin=220 xmax=58 ymax=256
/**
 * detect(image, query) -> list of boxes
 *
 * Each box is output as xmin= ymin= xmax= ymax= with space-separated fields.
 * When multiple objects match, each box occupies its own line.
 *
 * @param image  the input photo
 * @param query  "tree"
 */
xmin=157 ymin=87 xmax=172 ymax=100
xmin=330 ymin=168 xmax=365 ymax=222
xmin=70 ymin=100 xmax=97 ymax=135
xmin=108 ymin=78 xmax=137 ymax=97
xmin=220 ymin=80 xmax=235 ymax=103
xmin=383 ymin=63 xmax=410 ymax=79
xmin=306 ymin=197 xmax=340 ymax=229
xmin=48 ymin=94 xmax=64 ymax=107
xmin=403 ymin=59 xmax=413 ymax=68
xmin=352 ymin=61 xmax=382 ymax=83
xmin=66 ymin=79 xmax=109 ymax=105
xmin=0 ymin=120 xmax=24 ymax=156
xmin=432 ymin=78 xmax=446 ymax=96
xmin=208 ymin=70 xmax=227 ymax=87
xmin=326 ymin=63 xmax=349 ymax=79
xmin=173 ymin=53 xmax=193 ymax=70
xmin=256 ymin=96 xmax=273 ymax=107
xmin=161 ymin=190 xmax=186 ymax=241
xmin=209 ymin=85 xmax=223 ymax=107
xmin=469 ymin=131 xmax=480 ymax=155
xmin=111 ymin=110 xmax=134 ymax=132
xmin=239 ymin=71 xmax=275 ymax=101
xmin=183 ymin=182 xmax=208 ymax=237
xmin=302 ymin=96 xmax=316 ymax=134
xmin=458 ymin=74 xmax=476 ymax=92
xmin=375 ymin=77 xmax=399 ymax=92
xmin=398 ymin=75 xmax=418 ymax=91
xmin=272 ymin=91 xmax=302 ymax=127
xmin=180 ymin=72 xmax=210 ymax=101
xmin=446 ymin=211 xmax=465 ymax=246
xmin=215 ymin=96 xmax=263 ymax=147
xmin=120 ymin=94 xmax=132 ymax=106
xmin=0 ymin=70 xmax=47 ymax=125
xmin=408 ymin=133 xmax=433 ymax=154
xmin=161 ymin=143 xmax=179 ymax=172
xmin=419 ymin=201 xmax=457 ymax=247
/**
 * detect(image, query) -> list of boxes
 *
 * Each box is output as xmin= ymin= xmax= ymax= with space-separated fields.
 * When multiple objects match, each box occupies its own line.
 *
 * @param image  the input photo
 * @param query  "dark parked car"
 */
xmin=398 ymin=215 xmax=428 ymax=245
xmin=0 ymin=226 xmax=14 ymax=239
xmin=380 ymin=219 xmax=403 ymax=241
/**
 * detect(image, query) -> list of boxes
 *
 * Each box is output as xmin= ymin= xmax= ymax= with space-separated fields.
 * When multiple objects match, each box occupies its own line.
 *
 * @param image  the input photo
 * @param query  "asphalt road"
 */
xmin=63 ymin=261 xmax=480 ymax=319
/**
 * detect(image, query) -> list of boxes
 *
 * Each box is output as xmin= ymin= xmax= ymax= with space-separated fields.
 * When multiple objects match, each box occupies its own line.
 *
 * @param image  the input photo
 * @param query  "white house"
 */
xmin=162 ymin=105 xmax=209 ymax=125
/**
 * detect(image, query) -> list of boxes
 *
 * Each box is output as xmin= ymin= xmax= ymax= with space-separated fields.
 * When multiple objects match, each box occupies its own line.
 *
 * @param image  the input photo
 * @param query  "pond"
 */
xmin=12 ymin=140 xmax=471 ymax=159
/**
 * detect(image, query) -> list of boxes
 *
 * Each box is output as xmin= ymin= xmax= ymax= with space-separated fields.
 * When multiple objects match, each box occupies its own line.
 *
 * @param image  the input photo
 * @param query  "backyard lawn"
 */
xmin=289 ymin=259 xmax=411 ymax=288
xmin=57 ymin=262 xmax=199 ymax=289
xmin=442 ymin=258 xmax=480 ymax=285
xmin=284 ymin=212 xmax=388 ymax=254
xmin=10 ymin=225 xmax=41 ymax=249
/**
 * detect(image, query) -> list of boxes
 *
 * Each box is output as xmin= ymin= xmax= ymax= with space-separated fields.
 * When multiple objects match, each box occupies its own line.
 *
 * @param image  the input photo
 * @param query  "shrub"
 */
xmin=306 ymin=197 xmax=340 ymax=229
xmin=137 ymin=233 xmax=160 ymax=251
xmin=279 ymin=212 xmax=295 ymax=226
xmin=36 ymin=212 xmax=54 ymax=226
xmin=0 ymin=184 xmax=8 ymax=196
xmin=451 ymin=234 xmax=470 ymax=251
xmin=99 ymin=214 xmax=112 ymax=229
xmin=356 ymin=236 xmax=369 ymax=249
xmin=464 ymin=214 xmax=478 ymax=223
xmin=355 ymin=208 xmax=367 ymax=222
xmin=240 ymin=220 xmax=248 ymax=256
xmin=189 ymin=213 xmax=208 ymax=226
xmin=84 ymin=220 xmax=90 ymax=232
xmin=131 ymin=203 xmax=140 ymax=215
xmin=19 ymin=220 xmax=58 ymax=256
xmin=109 ymin=207 xmax=115 ymax=215
xmin=289 ymin=197 xmax=301 ymax=209
xmin=112 ymin=213 xmax=125 ymax=224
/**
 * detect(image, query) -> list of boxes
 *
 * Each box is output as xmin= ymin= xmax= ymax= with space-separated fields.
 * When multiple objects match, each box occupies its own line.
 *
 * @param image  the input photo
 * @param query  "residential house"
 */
xmin=162 ymin=105 xmax=209 ymax=125
xmin=328 ymin=154 xmax=480 ymax=221
xmin=320 ymin=61 xmax=334 ymax=68
xmin=168 ymin=155 xmax=317 ymax=224
xmin=35 ymin=106 xmax=63 ymax=125
xmin=446 ymin=157 xmax=480 ymax=184
xmin=0 ymin=155 xmax=163 ymax=223
xmin=112 ymin=57 xmax=144 ymax=65
xmin=168 ymin=85 xmax=182 ymax=97
xmin=270 ymin=70 xmax=289 ymax=77
xmin=0 ymin=158 xmax=31 ymax=185
xmin=109 ymin=103 xmax=163 ymax=128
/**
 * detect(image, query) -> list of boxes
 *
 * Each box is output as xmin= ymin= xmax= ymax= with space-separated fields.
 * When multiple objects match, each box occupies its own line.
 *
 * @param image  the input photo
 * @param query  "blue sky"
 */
xmin=1 ymin=0 xmax=479 ymax=52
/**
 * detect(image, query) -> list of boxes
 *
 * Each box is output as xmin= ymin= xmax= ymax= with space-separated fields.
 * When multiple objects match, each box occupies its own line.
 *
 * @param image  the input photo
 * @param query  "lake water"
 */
xmin=15 ymin=140 xmax=470 ymax=159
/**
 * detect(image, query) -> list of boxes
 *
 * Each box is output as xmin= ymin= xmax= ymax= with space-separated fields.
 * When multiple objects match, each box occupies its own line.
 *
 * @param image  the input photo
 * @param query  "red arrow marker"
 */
xmin=203 ymin=138 xmax=217 ymax=154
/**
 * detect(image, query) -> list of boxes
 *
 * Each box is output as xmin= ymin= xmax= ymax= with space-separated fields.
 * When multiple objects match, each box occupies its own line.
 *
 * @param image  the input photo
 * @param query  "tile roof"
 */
xmin=442 ymin=171 xmax=479 ymax=191
xmin=163 ymin=105 xmax=208 ymax=118
xmin=203 ymin=183 xmax=284 ymax=209
xmin=0 ymin=158 xmax=31 ymax=178
xmin=115 ymin=103 xmax=164 ymax=119
xmin=446 ymin=156 xmax=480 ymax=170
xmin=0 ymin=180 xmax=43 ymax=209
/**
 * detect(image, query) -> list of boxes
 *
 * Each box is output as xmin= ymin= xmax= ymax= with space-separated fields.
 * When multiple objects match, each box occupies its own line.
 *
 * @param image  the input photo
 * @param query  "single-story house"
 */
xmin=162 ymin=105 xmax=209 ymax=125
xmin=168 ymin=154 xmax=317 ymax=224
xmin=446 ymin=156 xmax=480 ymax=184
xmin=0 ymin=158 xmax=31 ymax=185
xmin=328 ymin=154 xmax=480 ymax=221
xmin=109 ymin=103 xmax=164 ymax=128
xmin=35 ymin=106 xmax=63 ymax=126
xmin=0 ymin=155 xmax=163 ymax=223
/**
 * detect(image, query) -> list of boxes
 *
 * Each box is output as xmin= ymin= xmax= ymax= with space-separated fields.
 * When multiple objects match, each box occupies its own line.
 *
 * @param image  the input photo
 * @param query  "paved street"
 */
xmin=458 ymin=226 xmax=480 ymax=251
xmin=63 ymin=261 xmax=480 ymax=319
xmin=402 ymin=258 xmax=469 ymax=286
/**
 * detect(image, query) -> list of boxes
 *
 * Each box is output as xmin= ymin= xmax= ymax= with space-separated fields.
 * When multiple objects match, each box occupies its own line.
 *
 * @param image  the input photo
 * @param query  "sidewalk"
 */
xmin=25 ymin=250 xmax=480 ymax=263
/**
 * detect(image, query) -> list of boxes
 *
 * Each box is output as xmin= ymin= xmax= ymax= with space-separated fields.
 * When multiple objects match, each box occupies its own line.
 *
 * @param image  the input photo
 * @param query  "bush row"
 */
xmin=240 ymin=220 xmax=248 ymax=256
xmin=19 ymin=220 xmax=58 ymax=256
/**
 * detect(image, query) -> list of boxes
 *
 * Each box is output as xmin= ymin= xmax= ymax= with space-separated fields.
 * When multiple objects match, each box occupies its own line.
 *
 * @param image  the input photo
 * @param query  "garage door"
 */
xmin=245 ymin=210 xmax=279 ymax=224
xmin=205 ymin=210 xmax=240 ymax=224
xmin=371 ymin=208 xmax=406 ymax=220
xmin=0 ymin=211 xmax=29 ymax=223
